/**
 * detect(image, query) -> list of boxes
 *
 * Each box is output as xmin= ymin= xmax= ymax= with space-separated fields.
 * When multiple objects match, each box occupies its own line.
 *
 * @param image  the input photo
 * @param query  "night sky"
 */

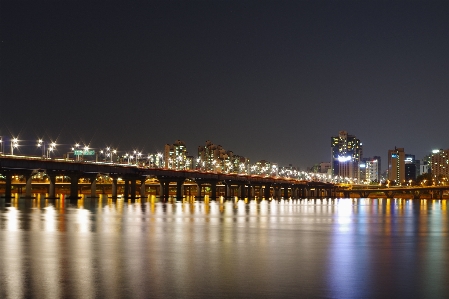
xmin=1 ymin=1 xmax=448 ymax=169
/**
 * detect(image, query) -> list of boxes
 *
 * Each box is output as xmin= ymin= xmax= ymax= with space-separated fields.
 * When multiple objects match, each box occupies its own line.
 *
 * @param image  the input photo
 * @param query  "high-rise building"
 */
xmin=331 ymin=131 xmax=363 ymax=179
xmin=420 ymin=163 xmax=429 ymax=176
xmin=320 ymin=162 xmax=331 ymax=174
xmin=164 ymin=140 xmax=188 ymax=170
xmin=388 ymin=147 xmax=405 ymax=183
xmin=404 ymin=154 xmax=417 ymax=181
xmin=360 ymin=156 xmax=381 ymax=183
xmin=147 ymin=153 xmax=164 ymax=168
xmin=430 ymin=149 xmax=449 ymax=179
xmin=197 ymin=140 xmax=248 ymax=173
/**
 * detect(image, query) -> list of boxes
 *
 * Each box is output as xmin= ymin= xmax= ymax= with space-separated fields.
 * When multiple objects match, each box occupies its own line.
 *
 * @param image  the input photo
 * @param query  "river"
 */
xmin=1 ymin=196 xmax=448 ymax=298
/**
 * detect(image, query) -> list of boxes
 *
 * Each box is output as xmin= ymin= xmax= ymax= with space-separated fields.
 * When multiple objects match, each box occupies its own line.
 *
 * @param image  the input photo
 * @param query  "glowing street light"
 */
xmin=10 ymin=137 xmax=19 ymax=155
xmin=47 ymin=142 xmax=57 ymax=158
xmin=71 ymin=143 xmax=81 ymax=161
xmin=37 ymin=139 xmax=46 ymax=157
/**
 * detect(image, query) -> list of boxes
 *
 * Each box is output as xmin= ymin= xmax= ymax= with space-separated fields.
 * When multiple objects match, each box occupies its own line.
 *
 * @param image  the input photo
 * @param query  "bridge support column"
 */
xmin=304 ymin=188 xmax=310 ymax=198
xmin=196 ymin=183 xmax=202 ymax=199
xmin=24 ymin=172 xmax=33 ymax=198
xmin=225 ymin=184 xmax=231 ymax=199
xmin=283 ymin=186 xmax=289 ymax=199
xmin=210 ymin=182 xmax=217 ymax=200
xmin=158 ymin=180 xmax=170 ymax=200
xmin=248 ymin=185 xmax=254 ymax=199
xmin=68 ymin=173 xmax=80 ymax=199
xmin=264 ymin=184 xmax=271 ymax=199
xmin=412 ymin=190 xmax=420 ymax=199
xmin=124 ymin=180 xmax=129 ymax=199
xmin=46 ymin=173 xmax=57 ymax=199
xmin=273 ymin=186 xmax=280 ymax=199
xmin=291 ymin=187 xmax=298 ymax=199
xmin=90 ymin=178 xmax=97 ymax=198
xmin=159 ymin=182 xmax=164 ymax=198
xmin=82 ymin=174 xmax=98 ymax=198
xmin=4 ymin=173 xmax=12 ymax=200
xmin=140 ymin=178 xmax=146 ymax=198
xmin=176 ymin=180 xmax=185 ymax=201
xmin=130 ymin=179 xmax=137 ymax=200
xmin=111 ymin=177 xmax=118 ymax=199
xmin=238 ymin=184 xmax=245 ymax=199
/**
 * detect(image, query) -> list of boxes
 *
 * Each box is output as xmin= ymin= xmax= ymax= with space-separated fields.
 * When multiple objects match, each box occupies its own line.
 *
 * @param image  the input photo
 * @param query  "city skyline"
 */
xmin=1 ymin=1 xmax=448 ymax=168
xmin=0 ymin=127 xmax=446 ymax=176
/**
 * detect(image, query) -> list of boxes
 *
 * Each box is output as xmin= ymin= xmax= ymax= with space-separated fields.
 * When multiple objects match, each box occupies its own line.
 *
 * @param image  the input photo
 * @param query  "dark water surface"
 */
xmin=1 ymin=196 xmax=449 ymax=298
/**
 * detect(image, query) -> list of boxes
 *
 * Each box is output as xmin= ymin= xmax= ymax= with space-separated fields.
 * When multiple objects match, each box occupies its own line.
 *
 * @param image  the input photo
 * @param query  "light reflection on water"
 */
xmin=0 ymin=196 xmax=449 ymax=298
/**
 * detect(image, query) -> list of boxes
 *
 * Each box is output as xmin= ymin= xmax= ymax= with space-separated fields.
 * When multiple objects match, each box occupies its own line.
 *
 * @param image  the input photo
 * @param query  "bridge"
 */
xmin=0 ymin=156 xmax=336 ymax=201
xmin=338 ymin=184 xmax=449 ymax=200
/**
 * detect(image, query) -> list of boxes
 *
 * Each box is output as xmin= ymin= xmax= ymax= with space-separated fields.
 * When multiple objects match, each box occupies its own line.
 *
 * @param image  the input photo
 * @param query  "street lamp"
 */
xmin=71 ymin=143 xmax=81 ymax=161
xmin=37 ymin=139 xmax=45 ymax=158
xmin=0 ymin=136 xmax=3 ymax=154
xmin=105 ymin=147 xmax=111 ymax=162
xmin=112 ymin=149 xmax=117 ymax=162
xmin=137 ymin=152 xmax=142 ymax=166
xmin=47 ymin=142 xmax=56 ymax=158
xmin=10 ymin=137 xmax=18 ymax=155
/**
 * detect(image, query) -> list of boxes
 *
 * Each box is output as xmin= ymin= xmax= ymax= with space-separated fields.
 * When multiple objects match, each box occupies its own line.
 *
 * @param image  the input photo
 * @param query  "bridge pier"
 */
xmin=196 ymin=183 xmax=202 ymax=199
xmin=283 ymin=185 xmax=289 ymax=199
xmin=111 ymin=176 xmax=118 ymax=199
xmin=82 ymin=174 xmax=98 ymax=198
xmin=130 ymin=179 xmax=137 ymax=200
xmin=124 ymin=180 xmax=129 ymax=199
xmin=385 ymin=191 xmax=394 ymax=198
xmin=159 ymin=180 xmax=170 ymax=200
xmin=90 ymin=177 xmax=97 ymax=198
xmin=4 ymin=172 xmax=12 ymax=200
xmin=238 ymin=184 xmax=246 ymax=199
xmin=254 ymin=185 xmax=259 ymax=198
xmin=290 ymin=186 xmax=297 ymax=199
xmin=176 ymin=180 xmax=185 ymax=201
xmin=412 ymin=190 xmax=421 ymax=199
xmin=210 ymin=181 xmax=217 ymax=200
xmin=24 ymin=171 xmax=34 ymax=198
xmin=246 ymin=185 xmax=252 ymax=199
xmin=224 ymin=183 xmax=231 ymax=199
xmin=140 ymin=177 xmax=147 ymax=199
xmin=264 ymin=184 xmax=271 ymax=199
xmin=46 ymin=172 xmax=57 ymax=199
xmin=274 ymin=185 xmax=281 ymax=199
xmin=68 ymin=173 xmax=80 ymax=200
xmin=308 ymin=188 xmax=315 ymax=198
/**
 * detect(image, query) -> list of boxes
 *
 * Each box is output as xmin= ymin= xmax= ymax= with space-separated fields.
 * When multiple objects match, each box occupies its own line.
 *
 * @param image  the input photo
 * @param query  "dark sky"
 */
xmin=1 ymin=0 xmax=448 ymax=169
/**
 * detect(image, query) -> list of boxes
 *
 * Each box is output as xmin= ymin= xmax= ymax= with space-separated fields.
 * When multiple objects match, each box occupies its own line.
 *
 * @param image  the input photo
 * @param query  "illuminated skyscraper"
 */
xmin=331 ymin=131 xmax=363 ymax=179
xmin=360 ymin=156 xmax=381 ymax=183
xmin=388 ymin=147 xmax=405 ymax=183
xmin=430 ymin=149 xmax=449 ymax=179
xmin=164 ymin=140 xmax=188 ymax=170
xmin=404 ymin=154 xmax=418 ymax=181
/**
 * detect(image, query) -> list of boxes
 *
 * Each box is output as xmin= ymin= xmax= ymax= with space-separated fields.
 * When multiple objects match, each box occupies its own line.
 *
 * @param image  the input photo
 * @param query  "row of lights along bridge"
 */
xmin=0 ymin=136 xmax=341 ymax=183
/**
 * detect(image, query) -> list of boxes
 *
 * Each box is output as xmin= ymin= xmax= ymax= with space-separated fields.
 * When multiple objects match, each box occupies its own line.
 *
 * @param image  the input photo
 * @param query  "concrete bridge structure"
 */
xmin=0 ymin=156 xmax=336 ymax=202
xmin=339 ymin=185 xmax=449 ymax=200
